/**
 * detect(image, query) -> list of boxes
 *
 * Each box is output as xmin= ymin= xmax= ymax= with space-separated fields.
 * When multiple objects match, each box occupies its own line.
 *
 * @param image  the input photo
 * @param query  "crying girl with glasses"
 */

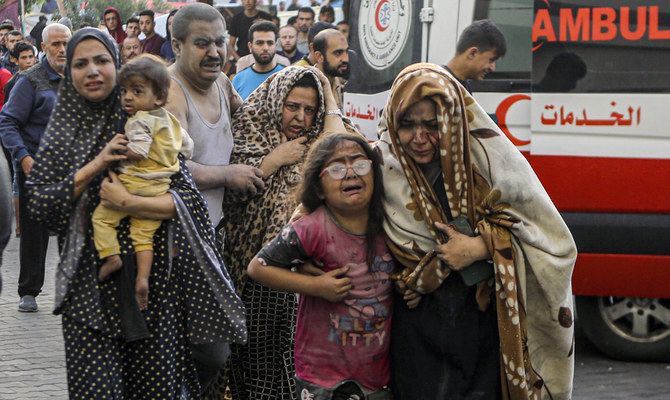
xmin=247 ymin=133 xmax=411 ymax=400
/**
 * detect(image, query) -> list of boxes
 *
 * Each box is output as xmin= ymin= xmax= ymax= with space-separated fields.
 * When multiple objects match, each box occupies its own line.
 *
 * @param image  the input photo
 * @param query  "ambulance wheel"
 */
xmin=576 ymin=295 xmax=670 ymax=361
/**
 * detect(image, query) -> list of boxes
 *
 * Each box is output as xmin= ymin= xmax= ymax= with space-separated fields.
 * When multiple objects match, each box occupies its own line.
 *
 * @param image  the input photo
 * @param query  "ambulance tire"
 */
xmin=576 ymin=295 xmax=670 ymax=361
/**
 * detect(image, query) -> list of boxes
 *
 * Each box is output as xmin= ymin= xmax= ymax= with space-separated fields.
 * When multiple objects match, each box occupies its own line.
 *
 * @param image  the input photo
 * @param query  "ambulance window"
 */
xmin=531 ymin=0 xmax=670 ymax=93
xmin=473 ymin=0 xmax=533 ymax=86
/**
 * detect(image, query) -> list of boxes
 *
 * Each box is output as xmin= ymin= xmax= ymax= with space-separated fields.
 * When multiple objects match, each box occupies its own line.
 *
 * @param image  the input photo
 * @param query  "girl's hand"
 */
xmin=93 ymin=134 xmax=128 ymax=173
xmin=314 ymin=265 xmax=351 ymax=302
xmin=395 ymin=279 xmax=422 ymax=309
xmin=404 ymin=290 xmax=422 ymax=309
xmin=434 ymin=222 xmax=489 ymax=271
xmin=99 ymin=170 xmax=132 ymax=211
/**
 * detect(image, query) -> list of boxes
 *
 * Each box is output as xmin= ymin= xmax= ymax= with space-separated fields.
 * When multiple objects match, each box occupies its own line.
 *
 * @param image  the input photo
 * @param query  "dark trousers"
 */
xmin=190 ymin=341 xmax=230 ymax=393
xmin=390 ymin=274 xmax=500 ymax=400
xmin=17 ymin=168 xmax=50 ymax=297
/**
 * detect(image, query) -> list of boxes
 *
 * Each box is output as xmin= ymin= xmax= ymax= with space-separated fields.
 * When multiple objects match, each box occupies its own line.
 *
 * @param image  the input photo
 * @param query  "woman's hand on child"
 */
xmin=100 ymin=170 xmax=132 ymax=211
xmin=314 ymin=265 xmax=351 ymax=302
xmin=94 ymin=134 xmax=128 ymax=173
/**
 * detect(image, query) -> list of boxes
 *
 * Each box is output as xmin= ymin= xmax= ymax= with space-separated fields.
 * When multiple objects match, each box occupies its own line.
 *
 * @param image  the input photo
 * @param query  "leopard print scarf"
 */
xmin=222 ymin=66 xmax=327 ymax=294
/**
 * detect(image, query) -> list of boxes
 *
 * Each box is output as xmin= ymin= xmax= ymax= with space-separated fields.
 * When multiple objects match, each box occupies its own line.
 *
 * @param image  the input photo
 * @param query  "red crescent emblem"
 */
xmin=495 ymin=94 xmax=531 ymax=146
xmin=375 ymin=0 xmax=390 ymax=32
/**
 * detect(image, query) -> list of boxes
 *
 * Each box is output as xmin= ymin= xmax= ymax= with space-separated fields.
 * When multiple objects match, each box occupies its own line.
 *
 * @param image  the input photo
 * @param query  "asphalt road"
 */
xmin=0 ymin=235 xmax=669 ymax=399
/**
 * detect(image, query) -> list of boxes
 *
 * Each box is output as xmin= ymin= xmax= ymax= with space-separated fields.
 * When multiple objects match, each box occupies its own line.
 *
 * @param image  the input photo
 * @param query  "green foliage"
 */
xmin=52 ymin=0 xmax=170 ymax=30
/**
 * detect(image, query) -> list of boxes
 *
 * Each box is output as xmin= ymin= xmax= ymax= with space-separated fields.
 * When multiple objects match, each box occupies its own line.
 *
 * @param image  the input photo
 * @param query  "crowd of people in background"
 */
xmin=0 ymin=2 xmax=577 ymax=400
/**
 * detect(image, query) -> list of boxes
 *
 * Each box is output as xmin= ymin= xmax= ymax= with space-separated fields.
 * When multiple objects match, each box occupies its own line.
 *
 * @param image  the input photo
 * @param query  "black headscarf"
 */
xmin=30 ymin=28 xmax=125 ymax=234
xmin=66 ymin=28 xmax=121 ymax=76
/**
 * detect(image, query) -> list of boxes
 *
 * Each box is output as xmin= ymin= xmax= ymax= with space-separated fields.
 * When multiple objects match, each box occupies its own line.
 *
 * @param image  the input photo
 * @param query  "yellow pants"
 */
xmin=92 ymin=174 xmax=169 ymax=259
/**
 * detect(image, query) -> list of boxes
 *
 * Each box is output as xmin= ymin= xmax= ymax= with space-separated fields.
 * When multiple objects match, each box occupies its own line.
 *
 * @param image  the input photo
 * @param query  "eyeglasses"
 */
xmin=319 ymin=159 xmax=372 ymax=180
xmin=284 ymin=101 xmax=317 ymax=116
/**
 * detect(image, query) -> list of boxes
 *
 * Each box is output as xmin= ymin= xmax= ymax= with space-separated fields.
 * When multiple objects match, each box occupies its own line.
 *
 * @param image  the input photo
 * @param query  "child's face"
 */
xmin=120 ymin=75 xmax=162 ymax=115
xmin=318 ymin=140 xmax=375 ymax=217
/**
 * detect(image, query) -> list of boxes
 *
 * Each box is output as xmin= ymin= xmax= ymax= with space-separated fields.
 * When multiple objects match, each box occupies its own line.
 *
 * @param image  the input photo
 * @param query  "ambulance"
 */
xmin=344 ymin=0 xmax=670 ymax=360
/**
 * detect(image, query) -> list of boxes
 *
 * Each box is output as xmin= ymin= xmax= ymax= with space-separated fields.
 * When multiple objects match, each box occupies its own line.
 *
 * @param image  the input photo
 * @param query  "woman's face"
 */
xmin=281 ymin=86 xmax=318 ymax=139
xmin=70 ymin=38 xmax=116 ymax=103
xmin=397 ymin=98 xmax=440 ymax=164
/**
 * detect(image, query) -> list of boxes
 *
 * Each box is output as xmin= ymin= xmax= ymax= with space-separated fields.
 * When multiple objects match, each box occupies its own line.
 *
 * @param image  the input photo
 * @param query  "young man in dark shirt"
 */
xmin=228 ymin=0 xmax=272 ymax=61
xmin=443 ymin=19 xmax=506 ymax=94
xmin=29 ymin=16 xmax=46 ymax=51
xmin=139 ymin=9 xmax=165 ymax=56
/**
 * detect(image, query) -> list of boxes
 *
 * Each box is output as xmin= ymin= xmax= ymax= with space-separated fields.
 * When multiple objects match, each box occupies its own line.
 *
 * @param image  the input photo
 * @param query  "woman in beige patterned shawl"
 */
xmin=376 ymin=63 xmax=576 ymax=400
xmin=209 ymin=66 xmax=347 ymax=400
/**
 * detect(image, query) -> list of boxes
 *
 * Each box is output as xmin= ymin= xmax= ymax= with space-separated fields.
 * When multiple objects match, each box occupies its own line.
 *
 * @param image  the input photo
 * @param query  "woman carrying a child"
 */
xmin=27 ymin=28 xmax=246 ymax=398
xmin=217 ymin=66 xmax=347 ymax=400
xmin=377 ymin=63 xmax=577 ymax=400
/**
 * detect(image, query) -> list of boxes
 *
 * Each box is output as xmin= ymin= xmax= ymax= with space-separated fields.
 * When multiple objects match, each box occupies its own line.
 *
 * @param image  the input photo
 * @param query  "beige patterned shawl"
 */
xmin=376 ymin=63 xmax=576 ymax=400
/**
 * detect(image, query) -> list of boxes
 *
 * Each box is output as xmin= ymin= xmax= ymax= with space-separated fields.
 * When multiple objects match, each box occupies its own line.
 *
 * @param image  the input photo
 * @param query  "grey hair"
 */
xmin=42 ymin=23 xmax=71 ymax=42
xmin=171 ymin=3 xmax=225 ymax=42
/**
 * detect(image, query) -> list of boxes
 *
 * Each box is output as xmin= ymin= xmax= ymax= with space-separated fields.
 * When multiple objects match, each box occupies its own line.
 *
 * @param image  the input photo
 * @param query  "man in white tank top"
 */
xmin=164 ymin=3 xmax=265 ymax=394
xmin=166 ymin=4 xmax=264 ymax=229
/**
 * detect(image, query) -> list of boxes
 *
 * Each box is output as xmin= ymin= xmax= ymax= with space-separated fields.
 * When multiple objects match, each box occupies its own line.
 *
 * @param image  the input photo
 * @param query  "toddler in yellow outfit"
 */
xmin=92 ymin=55 xmax=193 ymax=309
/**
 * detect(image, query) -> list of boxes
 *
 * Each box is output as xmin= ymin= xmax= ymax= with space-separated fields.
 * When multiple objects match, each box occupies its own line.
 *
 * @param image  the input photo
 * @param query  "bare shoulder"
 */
xmin=166 ymin=67 xmax=188 ymax=128
xmin=218 ymin=73 xmax=243 ymax=112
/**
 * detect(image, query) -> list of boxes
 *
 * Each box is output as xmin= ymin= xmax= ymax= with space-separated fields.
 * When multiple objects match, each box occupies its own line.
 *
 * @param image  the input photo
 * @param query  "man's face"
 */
xmin=139 ymin=15 xmax=155 ymax=36
xmin=297 ymin=11 xmax=313 ymax=33
xmin=279 ymin=26 xmax=297 ymax=54
xmin=0 ymin=29 xmax=10 ymax=47
xmin=175 ymin=19 xmax=227 ymax=89
xmin=41 ymin=29 xmax=71 ymax=74
xmin=337 ymin=23 xmax=349 ymax=39
xmin=249 ymin=30 xmax=277 ymax=66
xmin=242 ymin=0 xmax=256 ymax=11
xmin=104 ymin=12 xmax=118 ymax=31
xmin=320 ymin=33 xmax=349 ymax=79
xmin=126 ymin=22 xmax=140 ymax=37
xmin=319 ymin=11 xmax=334 ymax=23
xmin=467 ymin=48 xmax=499 ymax=81
xmin=6 ymin=34 xmax=22 ymax=52
xmin=121 ymin=38 xmax=141 ymax=63
xmin=13 ymin=49 xmax=35 ymax=72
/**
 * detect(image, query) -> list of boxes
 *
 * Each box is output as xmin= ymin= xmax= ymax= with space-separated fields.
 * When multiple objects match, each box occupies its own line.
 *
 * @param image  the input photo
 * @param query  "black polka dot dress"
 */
xmin=27 ymin=29 xmax=247 ymax=399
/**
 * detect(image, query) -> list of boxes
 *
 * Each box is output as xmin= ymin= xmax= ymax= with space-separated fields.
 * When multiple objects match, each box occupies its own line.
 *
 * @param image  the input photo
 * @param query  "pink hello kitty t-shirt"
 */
xmin=256 ymin=206 xmax=395 ymax=390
